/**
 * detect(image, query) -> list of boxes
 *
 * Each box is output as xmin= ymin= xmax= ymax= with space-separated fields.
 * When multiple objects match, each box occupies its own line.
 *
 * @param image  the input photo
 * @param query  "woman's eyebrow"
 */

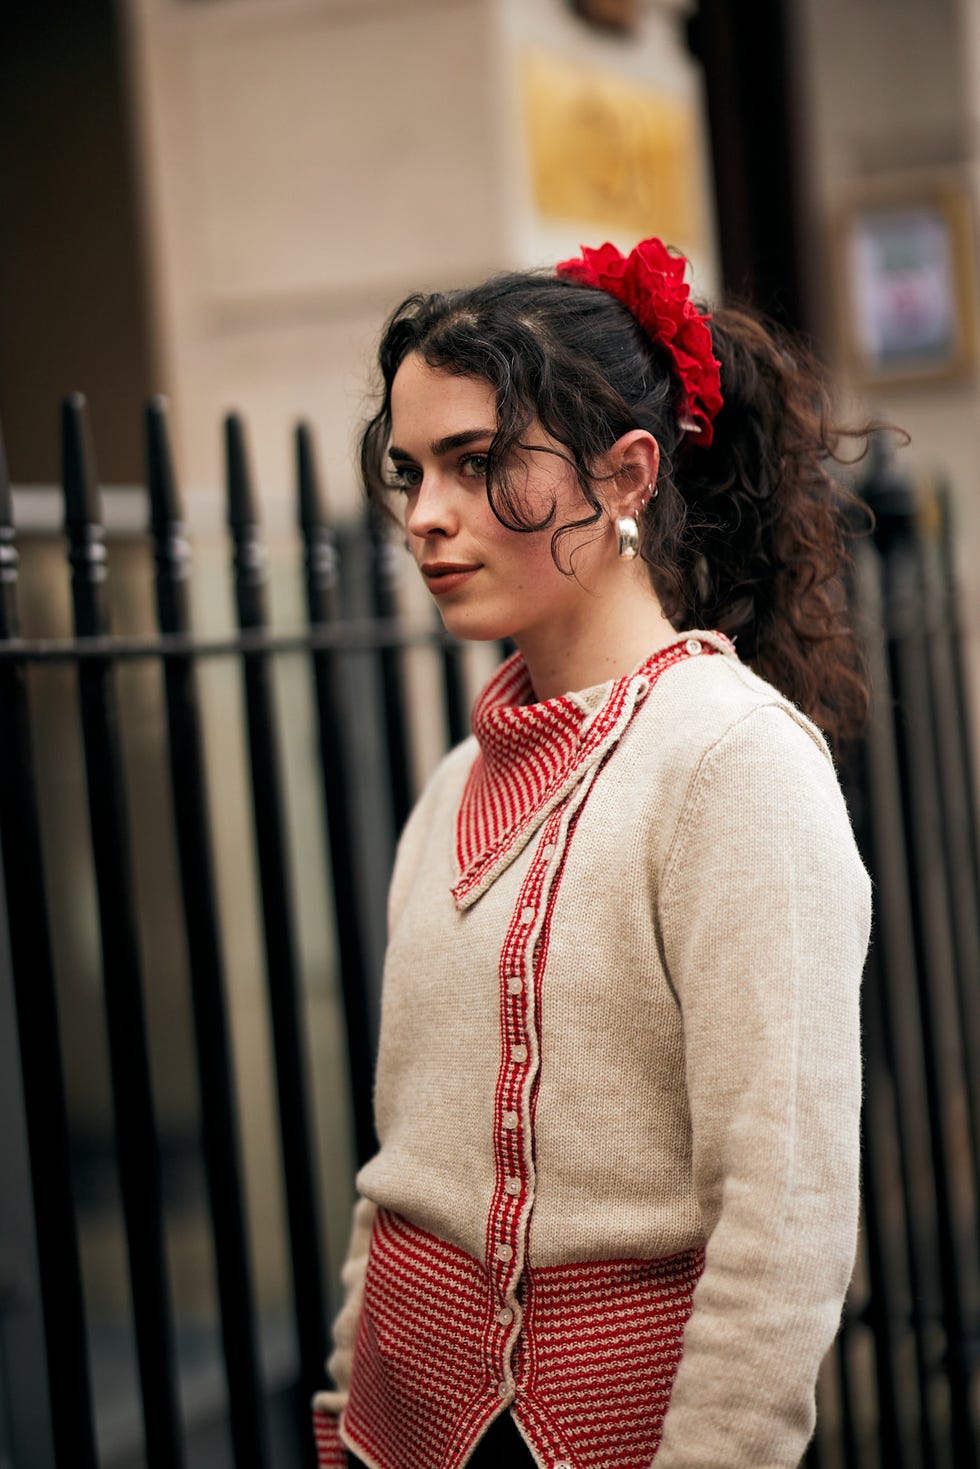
xmin=388 ymin=428 xmax=494 ymax=461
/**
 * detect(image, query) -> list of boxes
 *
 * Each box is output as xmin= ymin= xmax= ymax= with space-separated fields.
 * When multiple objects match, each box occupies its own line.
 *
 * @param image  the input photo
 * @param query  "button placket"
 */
xmin=477 ymin=641 xmax=715 ymax=1422
xmin=487 ymin=801 xmax=593 ymax=1399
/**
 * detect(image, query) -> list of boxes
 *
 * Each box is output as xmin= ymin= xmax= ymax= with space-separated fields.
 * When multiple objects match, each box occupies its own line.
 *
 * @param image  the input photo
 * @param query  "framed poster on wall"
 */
xmin=837 ymin=179 xmax=978 ymax=386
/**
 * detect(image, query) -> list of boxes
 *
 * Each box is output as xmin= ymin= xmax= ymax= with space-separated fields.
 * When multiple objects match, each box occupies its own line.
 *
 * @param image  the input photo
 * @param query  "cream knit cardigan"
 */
xmin=318 ymin=631 xmax=873 ymax=1468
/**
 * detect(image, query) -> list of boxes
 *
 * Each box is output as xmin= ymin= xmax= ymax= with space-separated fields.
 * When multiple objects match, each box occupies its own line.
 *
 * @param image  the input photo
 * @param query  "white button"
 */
xmin=521 ymin=906 xmax=536 ymax=924
xmin=495 ymin=1242 xmax=513 ymax=1262
xmin=498 ymin=1381 xmax=510 ymax=1398
xmin=512 ymin=1044 xmax=528 ymax=1062
xmin=505 ymin=1176 xmax=521 ymax=1195
xmin=497 ymin=1307 xmax=514 ymax=1325
xmin=507 ymin=977 xmax=523 ymax=995
xmin=502 ymin=1111 xmax=518 ymax=1129
xmin=542 ymin=843 xmax=556 ymax=860
xmin=554 ymin=1461 xmax=572 ymax=1469
xmin=685 ymin=638 xmax=703 ymax=655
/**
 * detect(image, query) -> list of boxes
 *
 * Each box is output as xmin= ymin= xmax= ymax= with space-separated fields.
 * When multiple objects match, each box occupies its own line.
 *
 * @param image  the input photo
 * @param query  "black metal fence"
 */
xmin=818 ymin=449 xmax=980 ymax=1469
xmin=0 ymin=401 xmax=977 ymax=1468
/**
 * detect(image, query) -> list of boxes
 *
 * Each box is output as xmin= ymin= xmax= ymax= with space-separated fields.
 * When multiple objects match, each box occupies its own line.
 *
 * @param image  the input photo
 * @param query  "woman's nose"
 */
xmin=405 ymin=475 xmax=458 ymax=540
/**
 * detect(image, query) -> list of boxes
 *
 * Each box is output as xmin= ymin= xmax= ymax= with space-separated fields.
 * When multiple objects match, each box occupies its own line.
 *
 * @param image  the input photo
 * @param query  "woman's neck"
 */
xmin=516 ymin=574 xmax=680 ymax=702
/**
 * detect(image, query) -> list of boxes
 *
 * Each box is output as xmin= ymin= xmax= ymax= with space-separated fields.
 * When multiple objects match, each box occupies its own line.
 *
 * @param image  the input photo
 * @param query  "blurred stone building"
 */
xmin=6 ymin=0 xmax=980 ymax=661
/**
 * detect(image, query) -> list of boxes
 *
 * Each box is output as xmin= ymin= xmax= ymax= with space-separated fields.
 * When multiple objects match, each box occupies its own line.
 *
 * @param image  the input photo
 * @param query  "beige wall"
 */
xmin=121 ymin=0 xmax=713 ymax=531
xmin=123 ymin=0 xmax=506 ymax=526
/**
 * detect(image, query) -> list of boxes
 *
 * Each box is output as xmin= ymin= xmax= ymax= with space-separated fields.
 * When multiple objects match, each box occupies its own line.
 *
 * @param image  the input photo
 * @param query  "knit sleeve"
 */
xmin=654 ymin=704 xmax=872 ymax=1469
xmin=311 ymin=1196 xmax=378 ymax=1448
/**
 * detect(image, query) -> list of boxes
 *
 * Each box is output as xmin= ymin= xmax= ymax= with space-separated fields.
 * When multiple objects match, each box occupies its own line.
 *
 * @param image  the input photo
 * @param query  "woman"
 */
xmin=312 ymin=239 xmax=873 ymax=1469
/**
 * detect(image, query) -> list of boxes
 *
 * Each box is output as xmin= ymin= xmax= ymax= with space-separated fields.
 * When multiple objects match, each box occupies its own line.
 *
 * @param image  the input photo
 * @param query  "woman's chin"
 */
xmin=434 ymin=604 xmax=520 ymax=645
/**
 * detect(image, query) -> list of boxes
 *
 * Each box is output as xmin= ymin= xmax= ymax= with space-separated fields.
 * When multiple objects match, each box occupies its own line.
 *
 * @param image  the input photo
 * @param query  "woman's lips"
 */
xmin=422 ymin=563 xmax=481 ymax=595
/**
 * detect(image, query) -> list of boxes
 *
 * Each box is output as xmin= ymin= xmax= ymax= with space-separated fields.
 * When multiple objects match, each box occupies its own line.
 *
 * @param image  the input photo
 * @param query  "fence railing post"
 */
xmin=147 ymin=397 xmax=271 ymax=1469
xmin=225 ymin=411 xmax=328 ymax=1457
xmin=0 ymin=421 xmax=95 ymax=1469
xmin=439 ymin=609 xmax=469 ymax=749
xmin=369 ymin=513 xmax=414 ymax=833
xmin=61 ymin=393 xmax=185 ymax=1469
xmin=296 ymin=422 xmax=376 ymax=1169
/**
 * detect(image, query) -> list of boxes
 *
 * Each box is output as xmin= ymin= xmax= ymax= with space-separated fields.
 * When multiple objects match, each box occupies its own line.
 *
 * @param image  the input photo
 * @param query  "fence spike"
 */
xmin=295 ymin=420 xmax=325 ymax=532
xmin=146 ymin=396 xmax=182 ymax=532
xmin=295 ymin=422 xmax=339 ymax=604
xmin=0 ymin=421 xmax=16 ymax=637
xmin=224 ymin=411 xmax=259 ymax=531
xmin=0 ymin=419 xmax=11 ymax=530
xmin=61 ymin=393 xmax=102 ymax=530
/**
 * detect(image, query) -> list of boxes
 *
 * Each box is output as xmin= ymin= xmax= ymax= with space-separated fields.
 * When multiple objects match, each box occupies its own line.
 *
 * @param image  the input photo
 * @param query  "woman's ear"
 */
xmin=603 ymin=430 xmax=660 ymax=518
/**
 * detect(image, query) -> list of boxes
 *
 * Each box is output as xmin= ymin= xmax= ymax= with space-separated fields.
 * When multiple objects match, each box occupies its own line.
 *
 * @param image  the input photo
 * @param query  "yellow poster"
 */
xmin=522 ymin=50 xmax=702 ymax=250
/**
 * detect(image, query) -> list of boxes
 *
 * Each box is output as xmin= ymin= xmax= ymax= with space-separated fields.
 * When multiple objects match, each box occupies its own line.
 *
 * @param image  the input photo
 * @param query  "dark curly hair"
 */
xmin=360 ymin=270 xmax=873 ymax=743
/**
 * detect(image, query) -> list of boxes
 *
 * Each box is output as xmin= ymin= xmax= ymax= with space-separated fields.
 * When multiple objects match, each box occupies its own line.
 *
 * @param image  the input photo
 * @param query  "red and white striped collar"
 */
xmin=452 ymin=631 xmax=735 ymax=909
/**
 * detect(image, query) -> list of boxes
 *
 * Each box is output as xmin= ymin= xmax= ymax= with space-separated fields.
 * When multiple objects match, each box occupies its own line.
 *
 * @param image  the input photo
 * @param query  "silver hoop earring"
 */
xmin=616 ymin=515 xmax=639 ymax=559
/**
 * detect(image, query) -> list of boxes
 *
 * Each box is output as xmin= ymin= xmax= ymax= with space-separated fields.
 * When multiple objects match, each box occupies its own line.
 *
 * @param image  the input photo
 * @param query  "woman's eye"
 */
xmin=389 ymin=464 xmax=422 ymax=492
xmin=461 ymin=454 xmax=488 ymax=478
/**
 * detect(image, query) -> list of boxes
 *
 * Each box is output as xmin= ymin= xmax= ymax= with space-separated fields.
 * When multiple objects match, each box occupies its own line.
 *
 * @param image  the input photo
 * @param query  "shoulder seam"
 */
xmin=657 ymin=701 xmax=831 ymax=900
xmin=724 ymin=662 xmax=834 ymax=764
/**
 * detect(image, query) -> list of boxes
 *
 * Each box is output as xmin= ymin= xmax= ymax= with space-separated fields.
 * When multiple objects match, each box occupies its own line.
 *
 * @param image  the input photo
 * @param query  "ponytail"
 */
xmin=648 ymin=306 xmax=873 ymax=745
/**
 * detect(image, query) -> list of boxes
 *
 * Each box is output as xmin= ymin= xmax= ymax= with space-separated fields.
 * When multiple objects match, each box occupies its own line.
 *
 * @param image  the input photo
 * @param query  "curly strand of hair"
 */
xmin=653 ymin=305 xmax=877 ymax=746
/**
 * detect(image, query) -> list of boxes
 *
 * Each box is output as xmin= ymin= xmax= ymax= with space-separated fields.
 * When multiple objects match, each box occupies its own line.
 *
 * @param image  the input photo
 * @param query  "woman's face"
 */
xmin=388 ymin=353 xmax=609 ymax=646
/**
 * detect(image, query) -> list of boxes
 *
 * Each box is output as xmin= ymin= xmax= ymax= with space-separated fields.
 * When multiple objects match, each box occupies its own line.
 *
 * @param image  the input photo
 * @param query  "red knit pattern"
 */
xmin=454 ymin=639 xmax=718 ymax=907
xmin=341 ymin=1210 xmax=703 ymax=1469
xmin=341 ymin=1209 xmax=503 ymax=1469
xmin=313 ymin=1406 xmax=348 ymax=1468
xmin=454 ymin=654 xmax=585 ymax=901
xmin=514 ymin=1249 xmax=705 ymax=1469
